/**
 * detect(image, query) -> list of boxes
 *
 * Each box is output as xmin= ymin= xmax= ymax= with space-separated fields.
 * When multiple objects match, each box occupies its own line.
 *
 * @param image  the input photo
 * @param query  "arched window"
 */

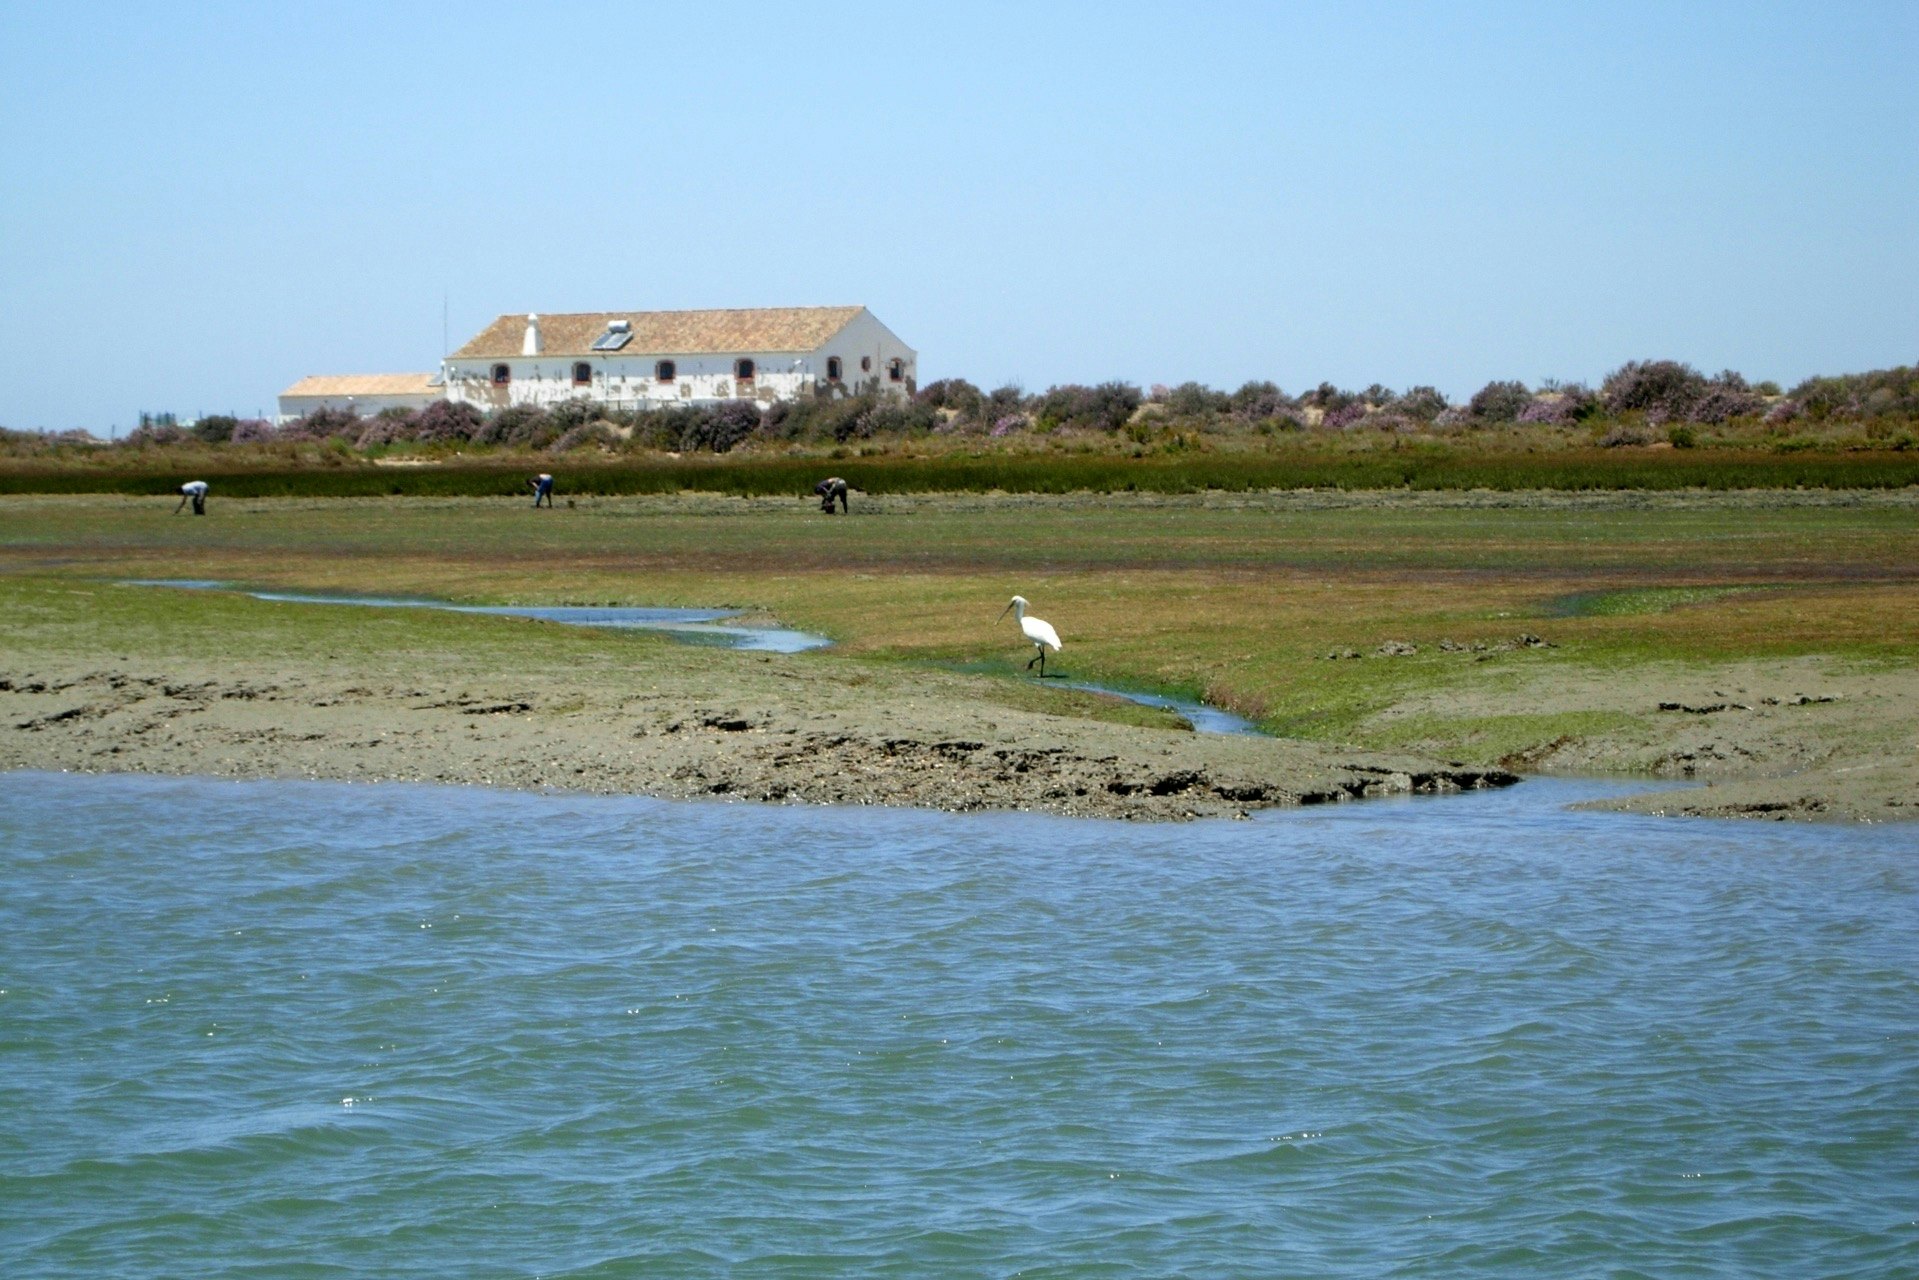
xmin=860 ymin=356 xmax=872 ymax=373
xmin=572 ymin=362 xmax=592 ymax=386
xmin=734 ymin=358 xmax=755 ymax=382
xmin=655 ymin=360 xmax=676 ymax=382
xmin=826 ymin=356 xmax=842 ymax=382
xmin=491 ymin=363 xmax=511 ymax=386
xmin=887 ymin=358 xmax=905 ymax=383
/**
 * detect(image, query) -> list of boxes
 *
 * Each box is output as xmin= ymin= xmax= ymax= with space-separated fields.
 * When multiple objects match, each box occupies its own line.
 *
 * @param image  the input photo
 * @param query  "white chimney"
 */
xmin=522 ymin=313 xmax=542 ymax=356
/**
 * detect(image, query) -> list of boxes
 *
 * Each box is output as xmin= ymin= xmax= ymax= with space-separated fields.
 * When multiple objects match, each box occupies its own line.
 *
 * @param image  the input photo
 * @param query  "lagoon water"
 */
xmin=2 ymin=772 xmax=1915 ymax=1277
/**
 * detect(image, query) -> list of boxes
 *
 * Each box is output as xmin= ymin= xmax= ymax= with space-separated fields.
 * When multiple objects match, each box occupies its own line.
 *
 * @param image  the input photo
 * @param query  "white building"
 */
xmin=277 ymin=373 xmax=441 ymax=423
xmin=440 ymin=306 xmax=917 ymax=413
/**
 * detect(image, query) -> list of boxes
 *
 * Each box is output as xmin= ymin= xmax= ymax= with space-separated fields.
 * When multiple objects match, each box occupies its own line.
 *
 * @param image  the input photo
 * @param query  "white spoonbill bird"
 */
xmin=999 ymin=595 xmax=1062 ymax=677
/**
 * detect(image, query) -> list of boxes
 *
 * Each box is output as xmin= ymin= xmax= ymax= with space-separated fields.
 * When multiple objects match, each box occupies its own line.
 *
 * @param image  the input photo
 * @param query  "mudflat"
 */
xmin=1 ymin=490 xmax=1913 ymax=822
xmin=0 ymin=647 xmax=1511 ymax=821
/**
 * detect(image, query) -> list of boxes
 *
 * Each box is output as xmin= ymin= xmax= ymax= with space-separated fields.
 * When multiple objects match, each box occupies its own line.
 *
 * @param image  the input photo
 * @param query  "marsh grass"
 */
xmin=2 ymin=447 xmax=1918 ymax=498
xmin=4 ymin=491 xmax=1914 ymax=765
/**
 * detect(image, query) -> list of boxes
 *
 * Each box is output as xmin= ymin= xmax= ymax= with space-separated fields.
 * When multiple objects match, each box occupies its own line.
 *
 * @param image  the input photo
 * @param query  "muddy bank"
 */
xmin=0 ymin=658 xmax=1513 ymax=821
xmin=1360 ymin=656 xmax=1919 ymax=823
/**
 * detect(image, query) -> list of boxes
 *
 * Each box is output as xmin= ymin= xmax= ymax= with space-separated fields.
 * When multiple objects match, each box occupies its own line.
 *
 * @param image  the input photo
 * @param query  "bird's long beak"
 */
xmin=997 ymin=602 xmax=1013 ymax=622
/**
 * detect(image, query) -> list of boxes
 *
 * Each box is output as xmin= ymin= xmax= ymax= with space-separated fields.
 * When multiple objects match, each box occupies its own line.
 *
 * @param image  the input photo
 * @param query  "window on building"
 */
xmin=656 ymin=360 xmax=676 ymax=382
xmin=491 ymin=364 xmax=511 ymax=386
xmin=572 ymin=362 xmax=592 ymax=386
xmin=826 ymin=356 xmax=842 ymax=382
xmin=888 ymin=358 xmax=905 ymax=383
xmin=860 ymin=356 xmax=872 ymax=373
xmin=735 ymin=358 xmax=755 ymax=382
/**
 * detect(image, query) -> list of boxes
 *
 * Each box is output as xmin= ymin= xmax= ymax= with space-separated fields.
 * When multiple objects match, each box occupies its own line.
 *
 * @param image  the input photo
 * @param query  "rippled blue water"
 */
xmin=2 ymin=773 xmax=1914 ymax=1278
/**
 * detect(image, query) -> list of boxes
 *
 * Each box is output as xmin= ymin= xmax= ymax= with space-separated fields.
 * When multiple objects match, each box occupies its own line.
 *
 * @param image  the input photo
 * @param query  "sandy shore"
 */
xmin=0 ymin=655 xmax=1515 ymax=821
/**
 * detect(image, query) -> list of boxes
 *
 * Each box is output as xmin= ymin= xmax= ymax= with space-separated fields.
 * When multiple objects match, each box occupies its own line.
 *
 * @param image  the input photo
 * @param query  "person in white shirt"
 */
xmin=174 ymin=480 xmax=209 ymax=515
xmin=530 ymin=473 xmax=554 ymax=508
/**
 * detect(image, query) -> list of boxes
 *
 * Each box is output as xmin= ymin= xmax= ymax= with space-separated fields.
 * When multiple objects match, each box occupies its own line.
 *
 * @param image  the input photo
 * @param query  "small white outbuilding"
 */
xmin=277 ymin=373 xmax=441 ymax=423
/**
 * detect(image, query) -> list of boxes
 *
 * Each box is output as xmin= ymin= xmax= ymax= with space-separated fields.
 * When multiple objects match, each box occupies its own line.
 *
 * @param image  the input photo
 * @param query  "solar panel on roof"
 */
xmin=591 ymin=329 xmax=633 ymax=351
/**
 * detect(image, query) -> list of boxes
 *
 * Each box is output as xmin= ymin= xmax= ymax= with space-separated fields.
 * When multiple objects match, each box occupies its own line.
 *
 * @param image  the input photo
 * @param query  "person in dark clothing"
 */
xmin=174 ymin=480 xmax=209 ymax=515
xmin=815 ymin=476 xmax=848 ymax=514
xmin=530 ymin=473 xmax=554 ymax=508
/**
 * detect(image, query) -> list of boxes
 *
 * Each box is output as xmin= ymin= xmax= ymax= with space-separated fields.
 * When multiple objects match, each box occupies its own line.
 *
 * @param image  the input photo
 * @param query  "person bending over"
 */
xmin=530 ymin=473 xmax=554 ymax=508
xmin=815 ymin=476 xmax=848 ymax=514
xmin=173 ymin=480 xmax=209 ymax=516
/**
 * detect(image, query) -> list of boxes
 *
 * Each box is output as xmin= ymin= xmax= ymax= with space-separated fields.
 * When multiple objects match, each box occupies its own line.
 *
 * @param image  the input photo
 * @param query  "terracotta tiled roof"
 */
xmin=449 ymin=307 xmax=867 ymax=359
xmin=280 ymin=373 xmax=439 ymax=398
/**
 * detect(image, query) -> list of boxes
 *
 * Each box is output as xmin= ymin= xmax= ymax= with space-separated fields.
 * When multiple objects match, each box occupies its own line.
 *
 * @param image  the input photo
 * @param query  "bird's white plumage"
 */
xmin=1021 ymin=614 xmax=1062 ymax=653
xmin=999 ymin=595 xmax=1062 ymax=676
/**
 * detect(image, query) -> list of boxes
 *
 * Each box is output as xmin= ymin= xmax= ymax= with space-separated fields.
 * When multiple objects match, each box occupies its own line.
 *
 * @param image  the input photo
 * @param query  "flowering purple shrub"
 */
xmin=1792 ymin=365 xmax=1919 ymax=420
xmin=546 ymin=398 xmax=602 ymax=433
xmin=1303 ymin=382 xmax=1359 ymax=412
xmin=1396 ymin=386 xmax=1449 ymax=422
xmin=1688 ymin=385 xmax=1762 ymax=423
xmin=278 ymin=407 xmax=361 ymax=440
xmin=413 ymin=400 xmax=483 ymax=444
xmin=191 ymin=415 xmax=240 ymax=443
xmin=1163 ymin=382 xmax=1229 ymax=416
xmin=1229 ymin=381 xmax=1293 ymax=422
xmin=1602 ymin=360 xmax=1707 ymax=420
xmin=1322 ymin=403 xmax=1367 ymax=430
xmin=1599 ymin=422 xmax=1657 ymax=447
xmin=1764 ymin=399 xmax=1803 ymax=425
xmin=990 ymin=415 xmax=1025 ymax=437
xmin=1468 ymin=380 xmax=1531 ymax=422
xmin=917 ymin=378 xmax=985 ymax=420
xmin=551 ymin=422 xmax=619 ymax=453
xmin=1516 ymin=397 xmax=1570 ymax=424
xmin=230 ymin=418 xmax=277 ymax=444
xmin=122 ymin=422 xmax=190 ymax=446
xmin=683 ymin=399 xmax=761 ymax=453
xmin=355 ymin=417 xmax=403 ymax=449
xmin=1033 ymin=382 xmax=1142 ymax=433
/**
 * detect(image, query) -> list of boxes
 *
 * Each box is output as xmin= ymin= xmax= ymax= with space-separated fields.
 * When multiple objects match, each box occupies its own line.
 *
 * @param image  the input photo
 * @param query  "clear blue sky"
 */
xmin=3 ymin=1 xmax=1914 ymax=433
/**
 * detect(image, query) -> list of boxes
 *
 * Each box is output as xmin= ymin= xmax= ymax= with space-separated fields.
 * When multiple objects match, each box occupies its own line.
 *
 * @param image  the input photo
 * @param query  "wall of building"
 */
xmin=811 ymin=308 xmax=919 ymax=400
xmin=442 ymin=352 xmax=816 ymax=413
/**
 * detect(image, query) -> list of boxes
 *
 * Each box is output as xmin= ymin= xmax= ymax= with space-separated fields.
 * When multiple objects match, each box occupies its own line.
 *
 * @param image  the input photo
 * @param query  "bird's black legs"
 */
xmin=1028 ymin=650 xmax=1046 ymax=677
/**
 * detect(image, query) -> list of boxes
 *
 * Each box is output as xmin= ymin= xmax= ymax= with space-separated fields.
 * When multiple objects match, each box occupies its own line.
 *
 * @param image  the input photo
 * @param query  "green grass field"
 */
xmin=4 ymin=490 xmax=1914 ymax=766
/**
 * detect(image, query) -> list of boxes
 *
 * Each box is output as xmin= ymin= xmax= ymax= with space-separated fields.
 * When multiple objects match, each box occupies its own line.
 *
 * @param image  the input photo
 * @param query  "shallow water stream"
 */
xmin=131 ymin=581 xmax=1259 ymax=732
xmin=131 ymin=579 xmax=832 ymax=652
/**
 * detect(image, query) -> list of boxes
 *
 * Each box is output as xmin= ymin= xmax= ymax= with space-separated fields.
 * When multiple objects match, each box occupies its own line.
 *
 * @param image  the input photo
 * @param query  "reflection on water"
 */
xmin=3 ymin=771 xmax=1915 ymax=1278
xmin=126 ymin=580 xmax=831 ymax=653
